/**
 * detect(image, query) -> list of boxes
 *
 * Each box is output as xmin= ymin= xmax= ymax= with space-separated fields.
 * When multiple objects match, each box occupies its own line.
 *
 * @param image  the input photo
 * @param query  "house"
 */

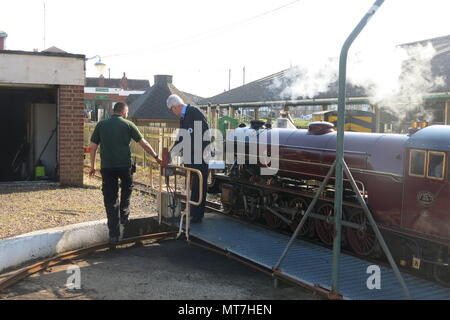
xmin=84 ymin=73 xmax=150 ymax=120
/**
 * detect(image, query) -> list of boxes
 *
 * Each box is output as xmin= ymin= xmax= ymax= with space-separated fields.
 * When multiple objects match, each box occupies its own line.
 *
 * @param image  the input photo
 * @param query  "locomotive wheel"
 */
xmin=243 ymin=196 xmax=261 ymax=222
xmin=289 ymin=197 xmax=315 ymax=238
xmin=433 ymin=263 xmax=450 ymax=287
xmin=314 ymin=202 xmax=336 ymax=246
xmin=346 ymin=210 xmax=378 ymax=257
xmin=263 ymin=210 xmax=283 ymax=229
xmin=263 ymin=197 xmax=285 ymax=230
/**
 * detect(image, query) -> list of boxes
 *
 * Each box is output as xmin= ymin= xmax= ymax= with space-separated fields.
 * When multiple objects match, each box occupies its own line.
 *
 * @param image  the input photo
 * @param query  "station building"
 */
xmin=84 ymin=73 xmax=150 ymax=121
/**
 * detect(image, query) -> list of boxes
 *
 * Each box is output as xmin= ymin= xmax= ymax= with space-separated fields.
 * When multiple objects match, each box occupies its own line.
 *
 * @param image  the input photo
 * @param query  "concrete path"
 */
xmin=0 ymin=240 xmax=316 ymax=300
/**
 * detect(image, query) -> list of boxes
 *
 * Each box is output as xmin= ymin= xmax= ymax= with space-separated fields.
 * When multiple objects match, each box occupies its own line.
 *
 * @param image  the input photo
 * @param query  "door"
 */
xmin=33 ymin=103 xmax=57 ymax=179
xmin=402 ymin=149 xmax=449 ymax=239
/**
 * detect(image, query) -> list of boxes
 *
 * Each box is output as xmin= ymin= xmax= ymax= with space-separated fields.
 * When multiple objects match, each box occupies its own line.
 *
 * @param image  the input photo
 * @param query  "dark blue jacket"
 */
xmin=171 ymin=105 xmax=210 ymax=165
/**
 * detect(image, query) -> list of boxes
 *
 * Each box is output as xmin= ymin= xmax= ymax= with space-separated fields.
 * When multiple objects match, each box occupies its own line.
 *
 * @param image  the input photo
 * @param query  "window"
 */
xmin=427 ymin=152 xmax=445 ymax=180
xmin=409 ymin=150 xmax=426 ymax=177
xmin=448 ymin=153 xmax=450 ymax=182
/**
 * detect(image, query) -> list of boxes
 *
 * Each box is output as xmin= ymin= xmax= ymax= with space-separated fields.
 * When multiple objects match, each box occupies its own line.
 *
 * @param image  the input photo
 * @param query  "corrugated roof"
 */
xmin=199 ymin=68 xmax=367 ymax=105
xmin=181 ymin=91 xmax=204 ymax=104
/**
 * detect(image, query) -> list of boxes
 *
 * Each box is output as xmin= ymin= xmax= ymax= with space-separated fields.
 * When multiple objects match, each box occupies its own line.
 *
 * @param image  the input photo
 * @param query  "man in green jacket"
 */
xmin=89 ymin=102 xmax=161 ymax=244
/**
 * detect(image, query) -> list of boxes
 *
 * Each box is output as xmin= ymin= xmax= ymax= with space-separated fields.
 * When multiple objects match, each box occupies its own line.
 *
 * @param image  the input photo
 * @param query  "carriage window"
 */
xmin=448 ymin=153 xmax=450 ymax=182
xmin=427 ymin=152 xmax=445 ymax=180
xmin=409 ymin=150 xmax=426 ymax=177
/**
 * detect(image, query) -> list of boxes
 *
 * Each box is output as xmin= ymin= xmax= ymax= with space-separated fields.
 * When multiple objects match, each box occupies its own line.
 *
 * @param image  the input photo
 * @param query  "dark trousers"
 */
xmin=101 ymin=167 xmax=133 ymax=238
xmin=185 ymin=163 xmax=208 ymax=220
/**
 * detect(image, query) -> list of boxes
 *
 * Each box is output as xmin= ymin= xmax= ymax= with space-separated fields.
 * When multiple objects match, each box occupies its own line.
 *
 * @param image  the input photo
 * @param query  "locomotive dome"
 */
xmin=405 ymin=125 xmax=450 ymax=151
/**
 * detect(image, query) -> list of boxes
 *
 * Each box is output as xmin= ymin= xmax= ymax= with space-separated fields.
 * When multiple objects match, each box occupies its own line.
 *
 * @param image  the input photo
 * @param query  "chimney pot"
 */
xmin=121 ymin=72 xmax=128 ymax=90
xmin=99 ymin=74 xmax=105 ymax=88
xmin=0 ymin=31 xmax=7 ymax=50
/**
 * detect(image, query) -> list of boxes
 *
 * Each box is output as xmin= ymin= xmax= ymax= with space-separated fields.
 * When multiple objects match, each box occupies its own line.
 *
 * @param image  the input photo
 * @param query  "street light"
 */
xmin=86 ymin=55 xmax=106 ymax=75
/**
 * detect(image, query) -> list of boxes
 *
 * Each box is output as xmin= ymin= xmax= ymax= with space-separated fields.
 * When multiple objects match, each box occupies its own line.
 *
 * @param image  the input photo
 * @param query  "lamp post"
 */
xmin=86 ymin=55 xmax=106 ymax=76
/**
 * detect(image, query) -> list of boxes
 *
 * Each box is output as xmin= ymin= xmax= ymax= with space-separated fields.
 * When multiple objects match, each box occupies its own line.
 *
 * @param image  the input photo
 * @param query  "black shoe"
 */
xmin=109 ymin=236 xmax=119 ymax=245
xmin=190 ymin=216 xmax=202 ymax=224
xmin=120 ymin=216 xmax=129 ymax=225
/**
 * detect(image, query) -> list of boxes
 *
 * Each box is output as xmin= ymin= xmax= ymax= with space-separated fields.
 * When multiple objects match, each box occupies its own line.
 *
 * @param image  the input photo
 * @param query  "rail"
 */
xmin=158 ymin=164 xmax=204 ymax=241
xmin=0 ymin=232 xmax=177 ymax=292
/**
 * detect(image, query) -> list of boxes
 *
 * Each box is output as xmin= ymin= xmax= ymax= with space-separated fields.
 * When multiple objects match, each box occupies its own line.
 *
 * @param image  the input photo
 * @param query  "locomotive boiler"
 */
xmin=209 ymin=120 xmax=450 ymax=286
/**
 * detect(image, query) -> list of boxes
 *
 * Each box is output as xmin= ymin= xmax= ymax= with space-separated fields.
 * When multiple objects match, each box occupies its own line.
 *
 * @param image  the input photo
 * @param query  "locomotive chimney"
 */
xmin=250 ymin=120 xmax=265 ymax=130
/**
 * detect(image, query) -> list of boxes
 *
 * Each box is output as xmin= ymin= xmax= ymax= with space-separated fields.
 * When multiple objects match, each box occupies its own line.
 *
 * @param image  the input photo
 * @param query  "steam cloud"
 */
xmin=270 ymin=57 xmax=338 ymax=100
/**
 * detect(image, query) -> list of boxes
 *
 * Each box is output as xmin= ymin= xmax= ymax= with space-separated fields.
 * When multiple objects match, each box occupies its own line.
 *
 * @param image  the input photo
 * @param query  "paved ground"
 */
xmin=0 ymin=239 xmax=317 ymax=300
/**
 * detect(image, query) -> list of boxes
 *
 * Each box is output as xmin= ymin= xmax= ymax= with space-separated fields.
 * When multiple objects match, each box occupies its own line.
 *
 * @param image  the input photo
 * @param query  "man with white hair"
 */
xmin=167 ymin=94 xmax=209 ymax=223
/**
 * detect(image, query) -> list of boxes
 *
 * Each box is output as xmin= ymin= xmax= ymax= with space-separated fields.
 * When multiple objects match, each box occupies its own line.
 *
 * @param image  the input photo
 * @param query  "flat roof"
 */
xmin=0 ymin=49 xmax=85 ymax=60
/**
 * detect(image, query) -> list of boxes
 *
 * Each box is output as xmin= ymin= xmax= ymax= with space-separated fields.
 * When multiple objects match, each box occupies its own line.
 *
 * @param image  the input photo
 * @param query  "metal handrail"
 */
xmin=158 ymin=165 xmax=204 ymax=241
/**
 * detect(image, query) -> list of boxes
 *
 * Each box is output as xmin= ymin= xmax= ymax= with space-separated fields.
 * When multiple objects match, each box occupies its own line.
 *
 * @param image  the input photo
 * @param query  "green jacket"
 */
xmin=90 ymin=115 xmax=143 ymax=169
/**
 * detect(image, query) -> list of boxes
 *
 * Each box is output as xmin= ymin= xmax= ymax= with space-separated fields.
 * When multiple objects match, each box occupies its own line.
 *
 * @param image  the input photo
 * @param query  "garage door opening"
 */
xmin=0 ymin=86 xmax=58 ymax=182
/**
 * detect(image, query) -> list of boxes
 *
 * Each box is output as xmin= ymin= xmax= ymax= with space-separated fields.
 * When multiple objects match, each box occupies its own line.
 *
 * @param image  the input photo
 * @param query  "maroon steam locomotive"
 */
xmin=209 ymin=121 xmax=450 ymax=286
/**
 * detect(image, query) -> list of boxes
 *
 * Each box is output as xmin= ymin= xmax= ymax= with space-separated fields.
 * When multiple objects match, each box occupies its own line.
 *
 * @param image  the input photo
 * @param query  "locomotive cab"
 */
xmin=403 ymin=125 xmax=450 ymax=241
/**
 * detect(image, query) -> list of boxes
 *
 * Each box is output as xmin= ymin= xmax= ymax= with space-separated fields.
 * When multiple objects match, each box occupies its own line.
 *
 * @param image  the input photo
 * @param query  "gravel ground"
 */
xmin=0 ymin=173 xmax=157 ymax=240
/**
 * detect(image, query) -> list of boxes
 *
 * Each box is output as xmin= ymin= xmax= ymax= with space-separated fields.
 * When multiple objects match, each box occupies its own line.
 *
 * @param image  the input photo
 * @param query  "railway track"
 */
xmin=0 ymin=232 xmax=177 ymax=292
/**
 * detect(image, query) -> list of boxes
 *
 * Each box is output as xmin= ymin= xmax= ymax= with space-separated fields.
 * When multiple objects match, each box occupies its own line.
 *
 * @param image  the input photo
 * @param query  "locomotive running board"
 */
xmin=163 ymin=212 xmax=450 ymax=300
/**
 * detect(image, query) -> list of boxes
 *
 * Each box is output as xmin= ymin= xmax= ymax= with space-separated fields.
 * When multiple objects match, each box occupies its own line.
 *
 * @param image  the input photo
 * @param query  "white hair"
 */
xmin=166 ymin=94 xmax=185 ymax=108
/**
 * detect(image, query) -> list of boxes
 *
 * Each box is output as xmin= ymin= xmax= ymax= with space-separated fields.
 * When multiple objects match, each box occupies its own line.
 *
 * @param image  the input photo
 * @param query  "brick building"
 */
xmin=0 ymin=47 xmax=85 ymax=186
xmin=84 ymin=73 xmax=150 ymax=120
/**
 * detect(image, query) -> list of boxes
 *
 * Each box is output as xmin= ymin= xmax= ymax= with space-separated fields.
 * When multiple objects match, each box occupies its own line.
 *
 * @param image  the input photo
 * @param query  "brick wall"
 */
xmin=84 ymin=92 xmax=128 ymax=104
xmin=59 ymin=85 xmax=84 ymax=186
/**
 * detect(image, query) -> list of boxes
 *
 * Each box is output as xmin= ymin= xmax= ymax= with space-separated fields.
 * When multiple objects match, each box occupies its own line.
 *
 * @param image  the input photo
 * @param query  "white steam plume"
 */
xmin=270 ymin=42 xmax=445 ymax=123
xmin=348 ymin=42 xmax=445 ymax=122
xmin=269 ymin=57 xmax=338 ymax=100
